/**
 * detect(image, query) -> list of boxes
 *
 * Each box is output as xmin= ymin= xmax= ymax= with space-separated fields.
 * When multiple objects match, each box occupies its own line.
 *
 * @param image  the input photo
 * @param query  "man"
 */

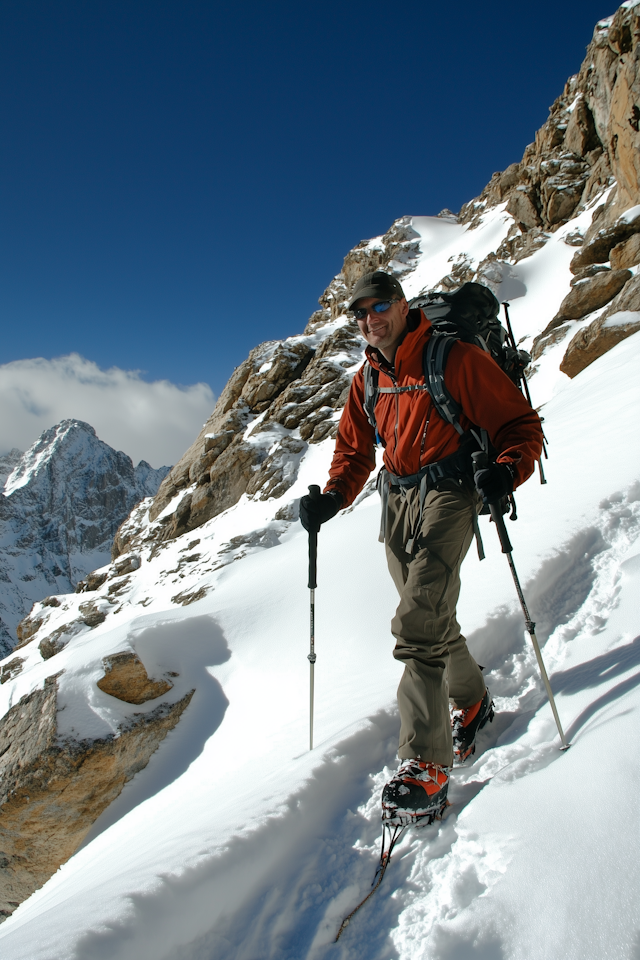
xmin=300 ymin=270 xmax=543 ymax=825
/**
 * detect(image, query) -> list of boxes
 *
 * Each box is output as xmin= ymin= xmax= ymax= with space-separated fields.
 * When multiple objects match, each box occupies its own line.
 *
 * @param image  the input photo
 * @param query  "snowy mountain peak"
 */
xmin=0 ymin=420 xmax=171 ymax=655
xmin=0 ymin=448 xmax=24 ymax=490
xmin=4 ymin=419 xmax=100 ymax=496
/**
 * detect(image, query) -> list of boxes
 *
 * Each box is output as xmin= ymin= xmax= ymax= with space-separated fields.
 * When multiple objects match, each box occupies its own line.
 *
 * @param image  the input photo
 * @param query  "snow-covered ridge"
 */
xmin=0 ymin=4 xmax=639 ymax=956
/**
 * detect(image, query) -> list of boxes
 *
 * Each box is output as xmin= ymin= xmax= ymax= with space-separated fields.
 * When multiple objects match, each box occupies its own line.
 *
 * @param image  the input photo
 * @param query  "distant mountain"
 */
xmin=0 ymin=449 xmax=24 ymax=489
xmin=0 ymin=420 xmax=170 ymax=655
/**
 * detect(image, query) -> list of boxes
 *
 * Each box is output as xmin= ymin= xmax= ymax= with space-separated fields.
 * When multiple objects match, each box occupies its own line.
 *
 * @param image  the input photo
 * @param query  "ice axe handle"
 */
xmin=471 ymin=452 xmax=513 ymax=555
xmin=307 ymin=485 xmax=321 ymax=589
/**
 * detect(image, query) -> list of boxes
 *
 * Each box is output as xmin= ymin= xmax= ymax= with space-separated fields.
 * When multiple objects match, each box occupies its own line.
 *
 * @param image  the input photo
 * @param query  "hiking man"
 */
xmin=300 ymin=270 xmax=544 ymax=824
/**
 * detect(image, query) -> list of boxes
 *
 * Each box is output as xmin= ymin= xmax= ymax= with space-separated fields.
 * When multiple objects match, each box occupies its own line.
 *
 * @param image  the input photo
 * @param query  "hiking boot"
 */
xmin=451 ymin=689 xmax=495 ymax=763
xmin=381 ymin=759 xmax=450 ymax=826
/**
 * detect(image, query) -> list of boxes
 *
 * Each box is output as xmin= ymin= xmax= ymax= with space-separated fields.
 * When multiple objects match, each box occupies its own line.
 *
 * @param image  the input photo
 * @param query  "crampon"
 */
xmin=335 ymin=762 xmax=450 ymax=941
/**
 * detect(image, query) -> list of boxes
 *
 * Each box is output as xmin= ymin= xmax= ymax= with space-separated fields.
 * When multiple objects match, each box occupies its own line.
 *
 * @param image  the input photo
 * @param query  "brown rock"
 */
xmin=606 ymin=10 xmax=640 ymax=213
xmin=113 ymin=554 xmax=141 ymax=577
xmin=0 ymin=658 xmax=24 ymax=684
xmin=530 ymin=322 xmax=572 ymax=362
xmin=188 ymin=433 xmax=234 ymax=485
xmin=204 ymin=431 xmax=234 ymax=455
xmin=75 ymin=570 xmax=108 ymax=594
xmin=610 ymin=233 xmax=640 ymax=270
xmin=97 ymin=652 xmax=173 ymax=704
xmin=496 ymin=226 xmax=549 ymax=263
xmin=107 ymin=576 xmax=131 ymax=597
xmin=14 ymin=615 xmax=44 ymax=649
xmin=78 ymin=601 xmax=108 ymax=628
xmin=555 ymin=269 xmax=632 ymax=321
xmin=563 ymin=97 xmax=601 ymax=156
xmin=560 ymin=272 xmax=640 ymax=377
xmin=496 ymin=163 xmax=522 ymax=197
xmin=569 ymin=265 xmax=611 ymax=285
xmin=245 ymin=437 xmax=306 ymax=500
xmin=240 ymin=342 xmax=315 ymax=413
xmin=506 ymin=188 xmax=541 ymax=229
xmin=171 ymin=586 xmax=208 ymax=606
xmin=560 ymin=310 xmax=640 ymax=377
xmin=41 ymin=596 xmax=60 ymax=608
xmin=193 ymin=440 xmax=257 ymax=525
xmin=570 ymin=214 xmax=640 ymax=271
xmin=39 ymin=620 xmax=86 ymax=660
xmin=543 ymin=180 xmax=584 ymax=225
xmin=0 ymin=675 xmax=193 ymax=919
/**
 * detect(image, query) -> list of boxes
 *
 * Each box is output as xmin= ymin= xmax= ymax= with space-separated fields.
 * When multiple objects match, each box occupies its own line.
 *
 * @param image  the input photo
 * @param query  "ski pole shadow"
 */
xmin=466 ymin=526 xmax=608 ymax=698
xmin=551 ymin=635 xmax=640 ymax=741
xmin=552 ymin=635 xmax=640 ymax=694
xmin=564 ymin=673 xmax=640 ymax=742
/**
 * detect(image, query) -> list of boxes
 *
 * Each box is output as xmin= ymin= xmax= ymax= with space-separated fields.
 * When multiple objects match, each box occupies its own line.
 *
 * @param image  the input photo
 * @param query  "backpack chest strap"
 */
xmin=377 ymin=385 xmax=431 ymax=394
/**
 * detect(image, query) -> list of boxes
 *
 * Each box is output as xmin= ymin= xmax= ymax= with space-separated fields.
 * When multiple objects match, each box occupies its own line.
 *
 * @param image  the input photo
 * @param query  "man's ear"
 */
xmin=400 ymin=298 xmax=409 ymax=317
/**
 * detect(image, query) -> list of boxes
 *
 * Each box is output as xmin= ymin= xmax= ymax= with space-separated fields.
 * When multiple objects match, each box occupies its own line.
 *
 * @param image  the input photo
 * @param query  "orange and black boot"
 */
xmin=381 ymin=760 xmax=450 ymax=826
xmin=451 ymin=689 xmax=495 ymax=763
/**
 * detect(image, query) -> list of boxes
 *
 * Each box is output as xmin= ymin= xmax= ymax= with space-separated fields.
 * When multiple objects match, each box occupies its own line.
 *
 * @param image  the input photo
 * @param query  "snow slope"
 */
xmin=1 ymin=205 xmax=640 ymax=959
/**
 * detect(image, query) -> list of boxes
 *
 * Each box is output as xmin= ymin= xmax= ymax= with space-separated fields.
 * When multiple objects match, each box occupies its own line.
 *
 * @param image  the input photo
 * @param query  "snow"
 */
xmin=619 ymin=203 xmax=640 ymax=225
xmin=1 ymin=201 xmax=640 ymax=959
xmin=604 ymin=310 xmax=640 ymax=328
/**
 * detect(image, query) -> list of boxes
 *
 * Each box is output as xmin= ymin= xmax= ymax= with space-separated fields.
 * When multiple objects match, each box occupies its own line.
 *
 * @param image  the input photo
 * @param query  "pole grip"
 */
xmin=307 ymin=485 xmax=321 ymax=589
xmin=471 ymin=452 xmax=514 ymax=554
xmin=489 ymin=503 xmax=514 ymax=554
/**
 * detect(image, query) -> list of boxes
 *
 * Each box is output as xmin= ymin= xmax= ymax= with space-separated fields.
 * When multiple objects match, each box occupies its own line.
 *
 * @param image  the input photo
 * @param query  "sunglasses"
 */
xmin=349 ymin=299 xmax=398 ymax=322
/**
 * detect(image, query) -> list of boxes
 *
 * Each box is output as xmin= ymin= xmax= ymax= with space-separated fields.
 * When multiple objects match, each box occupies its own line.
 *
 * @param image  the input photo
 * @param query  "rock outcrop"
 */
xmin=0 ymin=421 xmax=170 ymax=655
xmin=561 ymin=272 xmax=640 ymax=377
xmin=555 ymin=268 xmax=632 ymax=320
xmin=611 ymin=231 xmax=640 ymax=268
xmin=0 ymin=673 xmax=193 ymax=920
xmin=97 ymin=652 xmax=174 ymax=704
xmin=459 ymin=5 xmax=640 ymax=247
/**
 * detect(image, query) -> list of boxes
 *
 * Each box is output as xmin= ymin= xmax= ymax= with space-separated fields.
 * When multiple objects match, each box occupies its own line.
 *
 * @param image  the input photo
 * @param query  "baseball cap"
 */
xmin=347 ymin=271 xmax=406 ymax=311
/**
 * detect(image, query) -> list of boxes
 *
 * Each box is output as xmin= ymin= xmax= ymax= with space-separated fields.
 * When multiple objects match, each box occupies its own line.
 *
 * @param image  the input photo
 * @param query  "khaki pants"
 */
xmin=385 ymin=478 xmax=486 ymax=766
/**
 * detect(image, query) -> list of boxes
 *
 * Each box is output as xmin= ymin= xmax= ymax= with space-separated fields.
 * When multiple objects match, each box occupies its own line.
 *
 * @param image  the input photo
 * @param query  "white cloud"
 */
xmin=0 ymin=354 xmax=215 ymax=467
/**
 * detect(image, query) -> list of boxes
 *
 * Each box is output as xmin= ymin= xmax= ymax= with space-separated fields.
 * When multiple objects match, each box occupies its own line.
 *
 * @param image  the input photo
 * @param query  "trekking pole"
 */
xmin=307 ymin=484 xmax=321 ymax=751
xmin=472 ymin=452 xmax=570 ymax=751
xmin=503 ymin=302 xmax=548 ymax=484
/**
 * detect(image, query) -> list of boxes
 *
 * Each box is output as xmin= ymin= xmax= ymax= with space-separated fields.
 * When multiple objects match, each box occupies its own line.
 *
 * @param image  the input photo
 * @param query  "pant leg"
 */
xmin=385 ymin=479 xmax=485 ymax=765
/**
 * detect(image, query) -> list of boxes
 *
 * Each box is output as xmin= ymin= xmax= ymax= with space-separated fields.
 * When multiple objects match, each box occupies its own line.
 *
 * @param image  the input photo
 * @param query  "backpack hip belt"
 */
xmin=377 ymin=441 xmax=484 ymax=557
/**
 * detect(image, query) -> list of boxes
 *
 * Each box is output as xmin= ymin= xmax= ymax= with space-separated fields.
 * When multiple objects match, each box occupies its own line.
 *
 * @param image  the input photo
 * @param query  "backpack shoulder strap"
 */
xmin=423 ymin=333 xmax=465 ymax=436
xmin=362 ymin=362 xmax=382 ymax=444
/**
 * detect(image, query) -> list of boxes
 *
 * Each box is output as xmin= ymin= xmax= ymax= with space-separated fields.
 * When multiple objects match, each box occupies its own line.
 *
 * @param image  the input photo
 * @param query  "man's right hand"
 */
xmin=300 ymin=490 xmax=342 ymax=533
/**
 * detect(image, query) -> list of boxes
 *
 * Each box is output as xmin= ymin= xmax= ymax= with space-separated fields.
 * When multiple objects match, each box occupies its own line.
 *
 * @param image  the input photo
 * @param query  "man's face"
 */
xmin=355 ymin=297 xmax=409 ymax=362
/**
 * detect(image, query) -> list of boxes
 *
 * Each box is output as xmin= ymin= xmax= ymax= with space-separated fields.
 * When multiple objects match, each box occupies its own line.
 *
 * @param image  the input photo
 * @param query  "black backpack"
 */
xmin=362 ymin=281 xmax=535 ymax=451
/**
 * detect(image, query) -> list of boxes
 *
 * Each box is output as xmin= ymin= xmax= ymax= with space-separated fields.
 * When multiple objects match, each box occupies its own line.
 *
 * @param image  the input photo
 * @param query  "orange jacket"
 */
xmin=326 ymin=309 xmax=544 ymax=508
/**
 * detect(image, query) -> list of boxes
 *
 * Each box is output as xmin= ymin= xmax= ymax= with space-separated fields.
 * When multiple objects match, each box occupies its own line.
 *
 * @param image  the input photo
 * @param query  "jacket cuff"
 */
xmin=324 ymin=489 xmax=343 ymax=510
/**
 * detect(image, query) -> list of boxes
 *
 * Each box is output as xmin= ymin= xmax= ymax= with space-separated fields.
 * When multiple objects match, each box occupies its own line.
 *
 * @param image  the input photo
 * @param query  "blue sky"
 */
xmin=0 ymin=0 xmax=613 ymax=463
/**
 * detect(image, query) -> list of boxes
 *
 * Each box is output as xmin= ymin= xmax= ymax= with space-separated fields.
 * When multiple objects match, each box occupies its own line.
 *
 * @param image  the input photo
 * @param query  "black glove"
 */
xmin=300 ymin=490 xmax=342 ymax=533
xmin=474 ymin=462 xmax=514 ymax=504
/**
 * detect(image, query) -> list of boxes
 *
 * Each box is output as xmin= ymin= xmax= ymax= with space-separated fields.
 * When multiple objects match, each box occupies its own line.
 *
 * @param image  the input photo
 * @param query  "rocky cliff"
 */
xmin=0 ymin=420 xmax=169 ymax=656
